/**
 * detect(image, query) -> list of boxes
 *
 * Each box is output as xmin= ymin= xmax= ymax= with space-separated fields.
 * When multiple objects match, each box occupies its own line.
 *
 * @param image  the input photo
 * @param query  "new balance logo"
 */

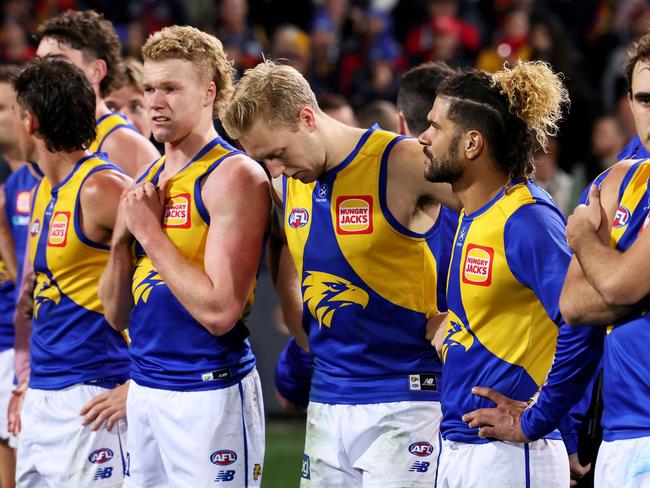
xmin=409 ymin=461 xmax=430 ymax=473
xmin=214 ymin=470 xmax=235 ymax=482
xmin=93 ymin=467 xmax=113 ymax=480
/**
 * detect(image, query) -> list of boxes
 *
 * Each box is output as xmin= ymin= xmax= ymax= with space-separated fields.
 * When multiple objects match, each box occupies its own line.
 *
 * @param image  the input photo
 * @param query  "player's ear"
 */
xmin=396 ymin=111 xmax=408 ymax=136
xmin=24 ymin=110 xmax=38 ymax=136
xmin=464 ymin=130 xmax=483 ymax=161
xmin=205 ymin=80 xmax=217 ymax=109
xmin=298 ymin=107 xmax=317 ymax=132
xmin=89 ymin=59 xmax=107 ymax=86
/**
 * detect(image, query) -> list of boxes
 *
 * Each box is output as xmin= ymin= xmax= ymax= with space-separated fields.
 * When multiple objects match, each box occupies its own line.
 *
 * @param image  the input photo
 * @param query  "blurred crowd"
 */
xmin=2 ymin=0 xmax=650 ymax=214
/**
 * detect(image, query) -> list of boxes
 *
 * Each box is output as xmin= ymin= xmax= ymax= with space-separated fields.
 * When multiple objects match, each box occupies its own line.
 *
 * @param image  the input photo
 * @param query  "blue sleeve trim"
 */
xmin=194 ymin=150 xmax=244 ymax=224
xmin=73 ymin=165 xmax=116 ymax=251
xmin=618 ymin=160 xmax=643 ymax=204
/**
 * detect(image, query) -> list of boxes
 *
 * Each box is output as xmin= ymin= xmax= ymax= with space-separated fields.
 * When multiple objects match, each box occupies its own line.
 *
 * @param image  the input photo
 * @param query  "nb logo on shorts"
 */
xmin=93 ymin=467 xmax=113 ymax=480
xmin=214 ymin=470 xmax=235 ymax=482
xmin=301 ymin=454 xmax=311 ymax=480
xmin=409 ymin=461 xmax=430 ymax=473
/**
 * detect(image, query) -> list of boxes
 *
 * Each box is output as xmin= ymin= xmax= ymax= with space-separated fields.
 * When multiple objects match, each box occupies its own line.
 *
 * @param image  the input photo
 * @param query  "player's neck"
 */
xmin=95 ymin=98 xmax=112 ymax=120
xmin=453 ymin=161 xmax=507 ymax=215
xmin=163 ymin=116 xmax=219 ymax=172
xmin=38 ymin=147 xmax=90 ymax=186
xmin=321 ymin=116 xmax=368 ymax=173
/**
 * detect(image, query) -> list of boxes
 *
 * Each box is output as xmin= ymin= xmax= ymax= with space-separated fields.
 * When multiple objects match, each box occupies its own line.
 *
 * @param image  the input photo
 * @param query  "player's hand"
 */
xmin=17 ymin=272 xmax=35 ymax=319
xmin=112 ymin=189 xmax=134 ymax=245
xmin=80 ymin=381 xmax=129 ymax=432
xmin=569 ymin=452 xmax=591 ymax=486
xmin=8 ymin=380 xmax=28 ymax=436
xmin=123 ymin=181 xmax=168 ymax=243
xmin=566 ymin=185 xmax=602 ymax=250
xmin=275 ymin=389 xmax=302 ymax=414
xmin=461 ymin=387 xmax=530 ymax=442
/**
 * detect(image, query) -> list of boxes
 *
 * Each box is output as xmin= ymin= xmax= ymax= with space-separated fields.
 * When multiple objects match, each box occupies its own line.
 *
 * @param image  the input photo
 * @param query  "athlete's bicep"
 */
xmin=202 ymin=157 xmax=271 ymax=307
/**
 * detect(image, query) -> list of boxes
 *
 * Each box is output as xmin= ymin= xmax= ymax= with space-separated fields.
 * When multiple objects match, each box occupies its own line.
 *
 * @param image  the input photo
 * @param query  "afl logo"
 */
xmin=409 ymin=442 xmax=434 ymax=457
xmin=88 ymin=448 xmax=113 ymax=464
xmin=210 ymin=450 xmax=237 ymax=466
xmin=613 ymin=206 xmax=630 ymax=229
xmin=30 ymin=219 xmax=41 ymax=237
xmin=288 ymin=208 xmax=309 ymax=228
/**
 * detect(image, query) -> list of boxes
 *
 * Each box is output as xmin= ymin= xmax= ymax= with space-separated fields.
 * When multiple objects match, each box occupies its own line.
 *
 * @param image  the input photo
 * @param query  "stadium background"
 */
xmin=1 ymin=0 xmax=646 ymax=485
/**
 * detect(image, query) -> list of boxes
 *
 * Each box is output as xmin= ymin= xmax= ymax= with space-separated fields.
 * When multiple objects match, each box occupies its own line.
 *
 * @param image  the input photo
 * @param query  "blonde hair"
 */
xmin=220 ymin=60 xmax=319 ymax=139
xmin=492 ymin=61 xmax=569 ymax=152
xmin=142 ymin=25 xmax=234 ymax=116
xmin=112 ymin=58 xmax=144 ymax=93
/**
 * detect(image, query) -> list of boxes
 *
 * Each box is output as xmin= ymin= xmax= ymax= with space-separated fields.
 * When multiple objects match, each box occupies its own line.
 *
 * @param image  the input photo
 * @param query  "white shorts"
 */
xmin=301 ymin=400 xmax=442 ymax=488
xmin=595 ymin=437 xmax=650 ymax=488
xmin=124 ymin=369 xmax=265 ymax=488
xmin=16 ymin=383 xmax=127 ymax=487
xmin=0 ymin=348 xmax=15 ymax=441
xmin=437 ymin=437 xmax=569 ymax=488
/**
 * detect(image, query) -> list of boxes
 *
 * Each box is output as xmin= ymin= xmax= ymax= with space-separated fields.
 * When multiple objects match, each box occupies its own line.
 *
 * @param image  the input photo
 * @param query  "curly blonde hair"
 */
xmin=492 ymin=61 xmax=569 ymax=153
xmin=142 ymin=26 xmax=234 ymax=116
xmin=220 ymin=60 xmax=319 ymax=139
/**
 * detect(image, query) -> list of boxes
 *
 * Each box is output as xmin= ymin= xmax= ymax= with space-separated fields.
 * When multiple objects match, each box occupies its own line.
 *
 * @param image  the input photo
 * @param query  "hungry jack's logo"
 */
xmin=163 ymin=194 xmax=191 ymax=228
xmin=462 ymin=244 xmax=494 ymax=286
xmin=336 ymin=196 xmax=373 ymax=234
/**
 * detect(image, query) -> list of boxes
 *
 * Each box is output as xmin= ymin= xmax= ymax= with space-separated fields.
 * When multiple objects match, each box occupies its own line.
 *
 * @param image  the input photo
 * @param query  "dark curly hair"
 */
xmin=36 ymin=10 xmax=123 ymax=98
xmin=14 ymin=57 xmax=96 ymax=153
xmin=436 ymin=62 xmax=568 ymax=185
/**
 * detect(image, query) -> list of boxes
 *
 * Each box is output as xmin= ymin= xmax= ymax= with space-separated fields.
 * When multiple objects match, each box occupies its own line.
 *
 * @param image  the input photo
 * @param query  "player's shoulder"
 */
xmin=80 ymin=166 xmax=130 ymax=205
xmin=208 ymin=151 xmax=269 ymax=188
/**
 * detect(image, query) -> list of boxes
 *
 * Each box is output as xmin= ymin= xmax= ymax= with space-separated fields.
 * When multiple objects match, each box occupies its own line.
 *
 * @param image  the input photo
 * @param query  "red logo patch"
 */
xmin=47 ymin=211 xmax=70 ymax=247
xmin=336 ymin=196 xmax=373 ymax=234
xmin=462 ymin=244 xmax=494 ymax=286
xmin=16 ymin=191 xmax=31 ymax=214
xmin=163 ymin=193 xmax=191 ymax=228
xmin=288 ymin=208 xmax=309 ymax=228
xmin=613 ymin=206 xmax=630 ymax=229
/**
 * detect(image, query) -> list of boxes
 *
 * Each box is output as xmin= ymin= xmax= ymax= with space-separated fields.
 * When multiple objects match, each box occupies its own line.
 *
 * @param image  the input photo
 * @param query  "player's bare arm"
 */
xmin=268 ymin=179 xmax=309 ymax=350
xmin=125 ymin=155 xmax=270 ymax=335
xmin=100 ymin=127 xmax=160 ymax=178
xmin=0 ymin=185 xmax=18 ymax=281
xmin=567 ymin=167 xmax=650 ymax=306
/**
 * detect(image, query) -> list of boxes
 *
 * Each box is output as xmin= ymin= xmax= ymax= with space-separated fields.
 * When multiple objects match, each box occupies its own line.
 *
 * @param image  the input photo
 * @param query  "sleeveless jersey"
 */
xmin=0 ymin=164 xmax=42 ymax=352
xmin=601 ymin=159 xmax=650 ymax=441
xmin=28 ymin=155 xmax=130 ymax=389
xmin=129 ymin=137 xmax=256 ymax=391
xmin=284 ymin=126 xmax=457 ymax=404
xmin=90 ymin=113 xmax=135 ymax=154
xmin=442 ymin=182 xmax=601 ymax=443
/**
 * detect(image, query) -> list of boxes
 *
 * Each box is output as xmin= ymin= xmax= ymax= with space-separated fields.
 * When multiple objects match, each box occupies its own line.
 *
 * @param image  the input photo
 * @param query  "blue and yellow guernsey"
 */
xmin=284 ymin=126 xmax=457 ymax=404
xmin=129 ymin=137 xmax=256 ymax=391
xmin=0 ymin=164 xmax=42 ymax=353
xmin=442 ymin=181 xmax=601 ymax=443
xmin=600 ymin=159 xmax=650 ymax=441
xmin=28 ymin=155 xmax=130 ymax=390
xmin=89 ymin=113 xmax=135 ymax=154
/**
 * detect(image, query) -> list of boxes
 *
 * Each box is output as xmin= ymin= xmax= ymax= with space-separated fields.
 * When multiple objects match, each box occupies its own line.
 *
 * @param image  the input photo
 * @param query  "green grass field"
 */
xmin=262 ymin=417 xmax=307 ymax=488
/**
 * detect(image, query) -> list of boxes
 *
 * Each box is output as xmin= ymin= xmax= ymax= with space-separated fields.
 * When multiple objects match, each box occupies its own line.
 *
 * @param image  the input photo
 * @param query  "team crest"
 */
xmin=47 ymin=211 xmax=70 ymax=247
xmin=33 ymin=274 xmax=62 ymax=318
xmin=462 ymin=244 xmax=494 ymax=286
xmin=441 ymin=311 xmax=474 ymax=362
xmin=336 ymin=196 xmax=373 ymax=234
xmin=613 ymin=206 xmax=630 ymax=229
xmin=132 ymin=268 xmax=165 ymax=304
xmin=163 ymin=194 xmax=191 ymax=228
xmin=16 ymin=191 xmax=31 ymax=214
xmin=288 ymin=208 xmax=309 ymax=228
xmin=302 ymin=271 xmax=369 ymax=328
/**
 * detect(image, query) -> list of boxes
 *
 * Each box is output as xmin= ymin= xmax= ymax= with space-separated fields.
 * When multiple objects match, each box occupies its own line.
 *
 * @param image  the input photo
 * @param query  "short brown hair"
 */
xmin=625 ymin=33 xmax=650 ymax=94
xmin=221 ymin=60 xmax=319 ymax=139
xmin=36 ymin=10 xmax=123 ymax=98
xmin=142 ymin=26 xmax=234 ymax=117
xmin=111 ymin=58 xmax=144 ymax=94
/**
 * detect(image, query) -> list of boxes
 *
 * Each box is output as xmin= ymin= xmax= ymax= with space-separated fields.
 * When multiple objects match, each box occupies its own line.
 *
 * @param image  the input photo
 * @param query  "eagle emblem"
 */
xmin=302 ymin=271 xmax=369 ymax=328
xmin=441 ymin=315 xmax=475 ymax=362
xmin=33 ymin=274 xmax=62 ymax=318
xmin=133 ymin=268 xmax=165 ymax=304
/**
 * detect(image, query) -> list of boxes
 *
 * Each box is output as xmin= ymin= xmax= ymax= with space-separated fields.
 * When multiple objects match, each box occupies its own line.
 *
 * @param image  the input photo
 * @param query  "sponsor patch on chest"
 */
xmin=336 ymin=195 xmax=373 ymax=234
xmin=47 ymin=211 xmax=70 ymax=247
xmin=163 ymin=193 xmax=191 ymax=228
xmin=462 ymin=244 xmax=494 ymax=286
